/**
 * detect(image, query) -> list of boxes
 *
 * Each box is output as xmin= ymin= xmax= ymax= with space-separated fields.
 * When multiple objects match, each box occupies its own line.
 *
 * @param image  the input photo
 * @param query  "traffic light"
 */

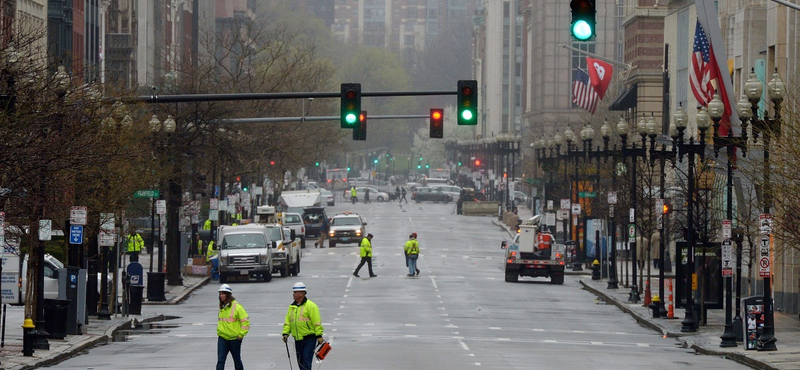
xmin=570 ymin=0 xmax=596 ymax=41
xmin=457 ymin=80 xmax=478 ymax=125
xmin=353 ymin=111 xmax=367 ymax=140
xmin=474 ymin=159 xmax=481 ymax=167
xmin=373 ymin=159 xmax=378 ymax=164
xmin=341 ymin=83 xmax=361 ymax=128
xmin=429 ymin=108 xmax=444 ymax=138
xmin=662 ymin=202 xmax=671 ymax=214
xmin=315 ymin=162 xmax=320 ymax=166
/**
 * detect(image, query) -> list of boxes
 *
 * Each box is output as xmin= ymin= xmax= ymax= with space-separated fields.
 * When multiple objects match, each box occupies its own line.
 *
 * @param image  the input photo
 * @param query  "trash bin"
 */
xmin=147 ymin=272 xmax=166 ymax=302
xmin=128 ymin=285 xmax=144 ymax=315
xmin=44 ymin=299 xmax=70 ymax=339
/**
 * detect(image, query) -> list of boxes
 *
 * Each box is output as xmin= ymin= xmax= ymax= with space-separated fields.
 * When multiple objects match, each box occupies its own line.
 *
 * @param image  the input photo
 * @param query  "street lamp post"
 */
xmin=647 ymin=114 xmax=676 ymax=317
xmin=600 ymin=120 xmax=619 ymax=289
xmin=747 ymin=67 xmax=783 ymax=351
xmin=708 ymin=93 xmax=738 ymax=347
xmin=731 ymin=95 xmax=753 ymax=341
xmin=673 ymin=104 xmax=710 ymax=332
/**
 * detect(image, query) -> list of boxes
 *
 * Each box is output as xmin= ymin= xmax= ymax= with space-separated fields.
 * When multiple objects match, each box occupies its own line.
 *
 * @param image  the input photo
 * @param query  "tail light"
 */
xmin=301 ymin=226 xmax=305 ymax=234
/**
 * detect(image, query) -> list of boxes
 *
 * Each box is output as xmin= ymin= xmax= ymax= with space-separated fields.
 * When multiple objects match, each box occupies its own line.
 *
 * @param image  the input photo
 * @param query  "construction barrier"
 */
xmin=462 ymin=201 xmax=501 ymax=216
xmin=667 ymin=278 xmax=675 ymax=318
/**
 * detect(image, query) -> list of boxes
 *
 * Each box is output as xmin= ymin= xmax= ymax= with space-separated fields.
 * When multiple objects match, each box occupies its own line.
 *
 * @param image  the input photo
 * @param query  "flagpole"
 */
xmin=558 ymin=44 xmax=633 ymax=71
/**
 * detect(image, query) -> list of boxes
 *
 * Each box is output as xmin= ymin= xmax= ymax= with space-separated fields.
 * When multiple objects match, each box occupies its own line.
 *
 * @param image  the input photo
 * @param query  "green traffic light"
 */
xmin=572 ymin=20 xmax=593 ymax=41
xmin=373 ymin=159 xmax=378 ymax=164
xmin=417 ymin=165 xmax=421 ymax=169
xmin=315 ymin=162 xmax=320 ymax=166
xmin=347 ymin=167 xmax=351 ymax=171
xmin=458 ymin=162 xmax=462 ymax=166
xmin=461 ymin=110 xmax=473 ymax=121
xmin=345 ymin=113 xmax=357 ymax=125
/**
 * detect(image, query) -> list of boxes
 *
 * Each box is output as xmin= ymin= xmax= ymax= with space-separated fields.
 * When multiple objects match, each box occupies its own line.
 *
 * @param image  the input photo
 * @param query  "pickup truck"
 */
xmin=281 ymin=212 xmax=306 ymax=248
xmin=217 ymin=224 xmax=274 ymax=283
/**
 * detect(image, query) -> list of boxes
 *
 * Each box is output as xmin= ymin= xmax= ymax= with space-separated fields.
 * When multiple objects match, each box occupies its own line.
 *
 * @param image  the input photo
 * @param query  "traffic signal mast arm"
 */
xmin=558 ymin=43 xmax=632 ymax=71
xmin=130 ymin=90 xmax=458 ymax=104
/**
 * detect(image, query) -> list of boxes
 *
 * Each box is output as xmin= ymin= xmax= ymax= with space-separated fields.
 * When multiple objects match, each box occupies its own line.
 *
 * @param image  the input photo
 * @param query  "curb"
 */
xmin=143 ymin=276 xmax=210 ymax=306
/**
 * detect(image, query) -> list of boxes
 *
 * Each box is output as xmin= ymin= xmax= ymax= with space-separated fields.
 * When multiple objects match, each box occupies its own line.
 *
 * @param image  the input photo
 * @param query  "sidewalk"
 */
xmin=492 ymin=205 xmax=800 ymax=369
xmin=0 ymin=249 xmax=209 ymax=370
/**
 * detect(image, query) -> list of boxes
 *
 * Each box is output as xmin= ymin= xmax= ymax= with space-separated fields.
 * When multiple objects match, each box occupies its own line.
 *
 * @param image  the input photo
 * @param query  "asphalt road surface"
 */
xmin=50 ymin=200 xmax=751 ymax=369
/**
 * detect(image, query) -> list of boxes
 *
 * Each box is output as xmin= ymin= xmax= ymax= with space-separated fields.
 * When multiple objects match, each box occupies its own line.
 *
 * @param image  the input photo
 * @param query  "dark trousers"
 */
xmin=400 ymin=194 xmax=407 ymax=203
xmin=294 ymin=336 xmax=316 ymax=370
xmin=217 ymin=336 xmax=244 ymax=370
xmin=354 ymin=257 xmax=374 ymax=276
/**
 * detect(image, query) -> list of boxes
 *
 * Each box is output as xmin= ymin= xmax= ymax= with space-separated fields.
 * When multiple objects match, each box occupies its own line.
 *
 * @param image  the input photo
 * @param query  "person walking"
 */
xmin=350 ymin=186 xmax=357 ymax=204
xmin=364 ymin=187 xmax=371 ymax=203
xmin=400 ymin=187 xmax=408 ymax=203
xmin=353 ymin=233 xmax=377 ymax=277
xmin=394 ymin=186 xmax=401 ymax=202
xmin=315 ymin=216 xmax=329 ymax=248
xmin=405 ymin=233 xmax=421 ymax=276
xmin=127 ymin=230 xmax=144 ymax=262
xmin=216 ymin=284 xmax=249 ymax=370
xmin=283 ymin=282 xmax=325 ymax=370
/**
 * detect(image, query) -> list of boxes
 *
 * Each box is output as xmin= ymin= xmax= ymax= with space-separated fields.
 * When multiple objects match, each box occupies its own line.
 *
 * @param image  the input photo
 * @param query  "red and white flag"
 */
xmin=573 ymin=69 xmax=599 ymax=115
xmin=690 ymin=19 xmax=733 ymax=134
xmin=586 ymin=57 xmax=613 ymax=100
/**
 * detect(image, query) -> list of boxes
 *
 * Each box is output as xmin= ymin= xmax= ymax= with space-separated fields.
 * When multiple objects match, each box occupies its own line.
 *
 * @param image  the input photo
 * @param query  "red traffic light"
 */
xmin=270 ymin=160 xmax=275 ymax=165
xmin=432 ymin=110 xmax=442 ymax=120
xmin=429 ymin=108 xmax=444 ymax=138
xmin=474 ymin=159 xmax=481 ymax=166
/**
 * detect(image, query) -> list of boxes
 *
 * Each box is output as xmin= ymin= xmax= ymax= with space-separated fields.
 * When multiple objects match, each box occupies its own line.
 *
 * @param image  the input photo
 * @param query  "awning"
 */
xmin=609 ymin=83 xmax=637 ymax=111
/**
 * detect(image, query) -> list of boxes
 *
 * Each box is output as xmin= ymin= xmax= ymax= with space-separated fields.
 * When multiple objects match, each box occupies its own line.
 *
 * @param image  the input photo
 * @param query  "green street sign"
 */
xmin=578 ymin=191 xmax=596 ymax=198
xmin=134 ymin=189 xmax=160 ymax=198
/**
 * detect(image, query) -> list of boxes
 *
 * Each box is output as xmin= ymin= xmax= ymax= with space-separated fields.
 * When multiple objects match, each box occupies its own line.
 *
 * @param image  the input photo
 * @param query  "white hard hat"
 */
xmin=292 ymin=282 xmax=307 ymax=292
xmin=218 ymin=284 xmax=233 ymax=293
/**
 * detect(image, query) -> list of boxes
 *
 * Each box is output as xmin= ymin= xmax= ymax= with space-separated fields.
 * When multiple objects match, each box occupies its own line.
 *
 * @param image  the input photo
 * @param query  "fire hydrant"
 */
xmin=649 ymin=295 xmax=662 ymax=318
xmin=591 ymin=259 xmax=601 ymax=280
xmin=22 ymin=316 xmax=35 ymax=356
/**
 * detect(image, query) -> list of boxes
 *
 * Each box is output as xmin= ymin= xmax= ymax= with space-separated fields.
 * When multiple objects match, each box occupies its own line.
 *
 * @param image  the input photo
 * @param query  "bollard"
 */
xmin=22 ymin=317 xmax=35 ymax=356
xmin=591 ymin=259 xmax=601 ymax=280
xmin=649 ymin=295 xmax=662 ymax=318
xmin=667 ymin=278 xmax=675 ymax=318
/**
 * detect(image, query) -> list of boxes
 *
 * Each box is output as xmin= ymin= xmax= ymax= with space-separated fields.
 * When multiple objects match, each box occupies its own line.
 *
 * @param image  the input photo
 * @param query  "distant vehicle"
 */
xmin=350 ymin=177 xmax=371 ymax=186
xmin=513 ymin=191 xmax=527 ymax=205
xmin=280 ymin=212 xmax=306 ymax=248
xmin=502 ymin=215 xmax=565 ymax=284
xmin=421 ymin=177 xmax=449 ymax=186
xmin=302 ymin=207 xmax=328 ymax=238
xmin=278 ymin=190 xmax=322 ymax=214
xmin=428 ymin=168 xmax=451 ymax=180
xmin=412 ymin=187 xmax=453 ymax=203
xmin=406 ymin=182 xmax=422 ymax=192
xmin=217 ymin=224 xmax=275 ymax=283
xmin=320 ymin=189 xmax=335 ymax=206
xmin=325 ymin=168 xmax=349 ymax=184
xmin=430 ymin=185 xmax=462 ymax=201
xmin=327 ymin=212 xmax=367 ymax=248
xmin=354 ymin=186 xmax=390 ymax=202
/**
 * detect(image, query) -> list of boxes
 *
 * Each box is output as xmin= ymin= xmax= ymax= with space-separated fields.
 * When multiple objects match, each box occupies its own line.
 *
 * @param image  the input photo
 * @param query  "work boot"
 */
xmin=416 ymin=268 xmax=420 ymax=276
xmin=314 ymin=242 xmax=318 ymax=248
xmin=353 ymin=273 xmax=360 ymax=277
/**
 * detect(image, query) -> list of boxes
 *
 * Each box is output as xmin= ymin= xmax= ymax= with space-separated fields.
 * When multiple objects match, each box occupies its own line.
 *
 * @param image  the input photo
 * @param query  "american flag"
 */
xmin=690 ymin=20 xmax=714 ymax=106
xmin=573 ymin=69 xmax=598 ymax=114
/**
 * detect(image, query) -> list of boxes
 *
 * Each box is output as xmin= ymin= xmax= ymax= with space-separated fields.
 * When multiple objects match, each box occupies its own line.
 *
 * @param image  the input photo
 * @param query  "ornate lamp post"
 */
xmin=731 ymin=95 xmax=752 ymax=341
xmin=707 ymin=93 xmax=738 ymax=347
xmin=674 ymin=104 xmax=710 ymax=332
xmin=619 ymin=116 xmax=648 ymax=303
xmin=600 ymin=120 xmax=619 ymax=289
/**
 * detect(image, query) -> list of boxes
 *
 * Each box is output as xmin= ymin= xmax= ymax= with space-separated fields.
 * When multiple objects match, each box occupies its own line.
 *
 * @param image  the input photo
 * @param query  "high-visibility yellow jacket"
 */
xmin=203 ymin=219 xmax=212 ymax=230
xmin=360 ymin=237 xmax=372 ymax=257
xmin=127 ymin=234 xmax=144 ymax=253
xmin=350 ymin=188 xmax=357 ymax=197
xmin=206 ymin=241 xmax=217 ymax=262
xmin=197 ymin=239 xmax=204 ymax=255
xmin=404 ymin=239 xmax=419 ymax=255
xmin=217 ymin=300 xmax=249 ymax=340
xmin=282 ymin=298 xmax=323 ymax=341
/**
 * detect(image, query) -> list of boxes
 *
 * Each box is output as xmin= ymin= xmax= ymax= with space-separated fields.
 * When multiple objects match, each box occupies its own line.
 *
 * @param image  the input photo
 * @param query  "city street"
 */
xmin=49 ymin=201 xmax=748 ymax=369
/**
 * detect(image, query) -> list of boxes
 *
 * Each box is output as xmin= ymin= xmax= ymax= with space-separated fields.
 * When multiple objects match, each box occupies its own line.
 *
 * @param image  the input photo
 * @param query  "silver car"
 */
xmin=355 ymin=186 xmax=390 ymax=202
xmin=320 ymin=189 xmax=335 ymax=206
xmin=430 ymin=185 xmax=462 ymax=201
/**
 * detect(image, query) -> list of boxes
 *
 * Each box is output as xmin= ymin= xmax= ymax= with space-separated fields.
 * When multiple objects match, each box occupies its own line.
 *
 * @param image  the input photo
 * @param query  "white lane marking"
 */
xmin=406 ymin=335 xmax=418 ymax=338
xmin=591 ymin=342 xmax=603 ymax=345
xmin=487 ymin=277 xmax=495 ymax=280
xmin=341 ymin=301 xmax=346 ymax=303
xmin=457 ymin=276 xmax=465 ymax=279
xmin=405 ymin=324 xmax=417 ymax=327
xmin=363 ymin=323 xmax=375 ymax=326
xmin=637 ymin=343 xmax=650 ymax=347
xmin=430 ymin=277 xmax=438 ymax=289
xmin=489 ymin=327 xmax=501 ymax=330
xmin=533 ymin=329 xmax=544 ymax=332
xmin=545 ymin=340 xmax=557 ymax=343
xmin=498 ymin=338 xmax=511 ymax=341
xmin=457 ymin=338 xmax=470 ymax=351
xmin=361 ymin=334 xmax=373 ymax=337
xmin=339 ymin=305 xmax=345 ymax=308
xmin=447 ymin=324 xmax=458 ymax=328
xmin=475 ymin=362 xmax=481 ymax=366
xmin=343 ymin=295 xmax=348 ymax=297
xmin=191 ymin=323 xmax=203 ymax=326
xmin=347 ymin=276 xmax=353 ymax=288
xmin=469 ymin=354 xmax=475 ymax=357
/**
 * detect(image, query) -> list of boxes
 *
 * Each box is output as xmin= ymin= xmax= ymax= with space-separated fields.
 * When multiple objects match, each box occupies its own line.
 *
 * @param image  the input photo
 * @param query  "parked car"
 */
xmin=320 ymin=189 xmax=335 ymax=206
xmin=327 ymin=212 xmax=367 ymax=248
xmin=412 ymin=187 xmax=453 ymax=203
xmin=513 ymin=191 xmax=528 ymax=206
xmin=430 ymin=185 xmax=462 ymax=201
xmin=355 ymin=186 xmax=390 ymax=202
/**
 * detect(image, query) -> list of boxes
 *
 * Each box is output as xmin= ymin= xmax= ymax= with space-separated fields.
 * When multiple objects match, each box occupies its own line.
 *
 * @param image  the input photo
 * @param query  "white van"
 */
xmin=217 ymin=224 xmax=274 ymax=283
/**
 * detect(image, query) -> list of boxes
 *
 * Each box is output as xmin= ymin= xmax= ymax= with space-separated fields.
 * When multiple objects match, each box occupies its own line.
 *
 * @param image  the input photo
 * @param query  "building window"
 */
xmin=407 ymin=8 xmax=417 ymax=18
xmin=405 ymin=34 xmax=415 ymax=46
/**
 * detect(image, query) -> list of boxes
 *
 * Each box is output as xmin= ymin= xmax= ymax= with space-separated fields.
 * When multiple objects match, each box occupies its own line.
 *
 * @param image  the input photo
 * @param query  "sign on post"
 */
xmin=722 ymin=220 xmax=732 ymax=240
xmin=70 ymin=206 xmax=87 ymax=225
xmin=133 ymin=189 xmax=160 ymax=198
xmin=607 ymin=191 xmax=617 ymax=204
xmin=759 ymin=214 xmax=772 ymax=235
xmin=655 ymin=199 xmax=663 ymax=230
xmin=628 ymin=224 xmax=636 ymax=243
xmin=759 ymin=235 xmax=771 ymax=278
xmin=561 ymin=199 xmax=571 ymax=210
xmin=545 ymin=212 xmax=556 ymax=226
xmin=156 ymin=200 xmax=167 ymax=215
xmin=722 ymin=239 xmax=733 ymax=276
xmin=69 ymin=225 xmax=84 ymax=245
xmin=99 ymin=213 xmax=115 ymax=247
xmin=39 ymin=220 xmax=52 ymax=241
xmin=571 ymin=204 xmax=581 ymax=215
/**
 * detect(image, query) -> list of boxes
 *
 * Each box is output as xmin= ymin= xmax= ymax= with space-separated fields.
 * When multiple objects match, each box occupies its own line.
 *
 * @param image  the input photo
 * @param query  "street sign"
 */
xmin=759 ymin=235 xmax=771 ymax=278
xmin=722 ymin=239 xmax=733 ymax=276
xmin=210 ymin=198 xmax=219 ymax=210
xmin=609 ymin=205 xmax=614 ymax=218
xmin=70 ymin=206 xmax=88 ymax=225
xmin=69 ymin=225 xmax=84 ymax=245
xmin=156 ymin=200 xmax=166 ymax=215
xmin=628 ymin=224 xmax=636 ymax=243
xmin=561 ymin=199 xmax=571 ymax=210
xmin=545 ymin=212 xmax=556 ymax=226
xmin=0 ymin=211 xmax=4 ymax=248
xmin=608 ymin=191 xmax=617 ymax=204
xmin=578 ymin=191 xmax=596 ymax=198
xmin=557 ymin=209 xmax=569 ymax=220
xmin=39 ymin=220 xmax=52 ymax=241
xmin=571 ymin=204 xmax=581 ymax=215
xmin=99 ymin=213 xmax=115 ymax=247
xmin=722 ymin=220 xmax=732 ymax=240
xmin=215 ymin=186 xmax=220 ymax=197
xmin=629 ymin=208 xmax=635 ymax=223
xmin=547 ymin=200 xmax=554 ymax=211
xmin=656 ymin=199 xmax=663 ymax=230
xmin=759 ymin=214 xmax=772 ymax=235
xmin=133 ymin=189 xmax=160 ymax=198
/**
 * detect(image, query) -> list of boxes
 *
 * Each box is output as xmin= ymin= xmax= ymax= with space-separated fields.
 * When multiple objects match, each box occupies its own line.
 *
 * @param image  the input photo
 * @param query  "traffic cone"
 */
xmin=643 ymin=279 xmax=651 ymax=306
